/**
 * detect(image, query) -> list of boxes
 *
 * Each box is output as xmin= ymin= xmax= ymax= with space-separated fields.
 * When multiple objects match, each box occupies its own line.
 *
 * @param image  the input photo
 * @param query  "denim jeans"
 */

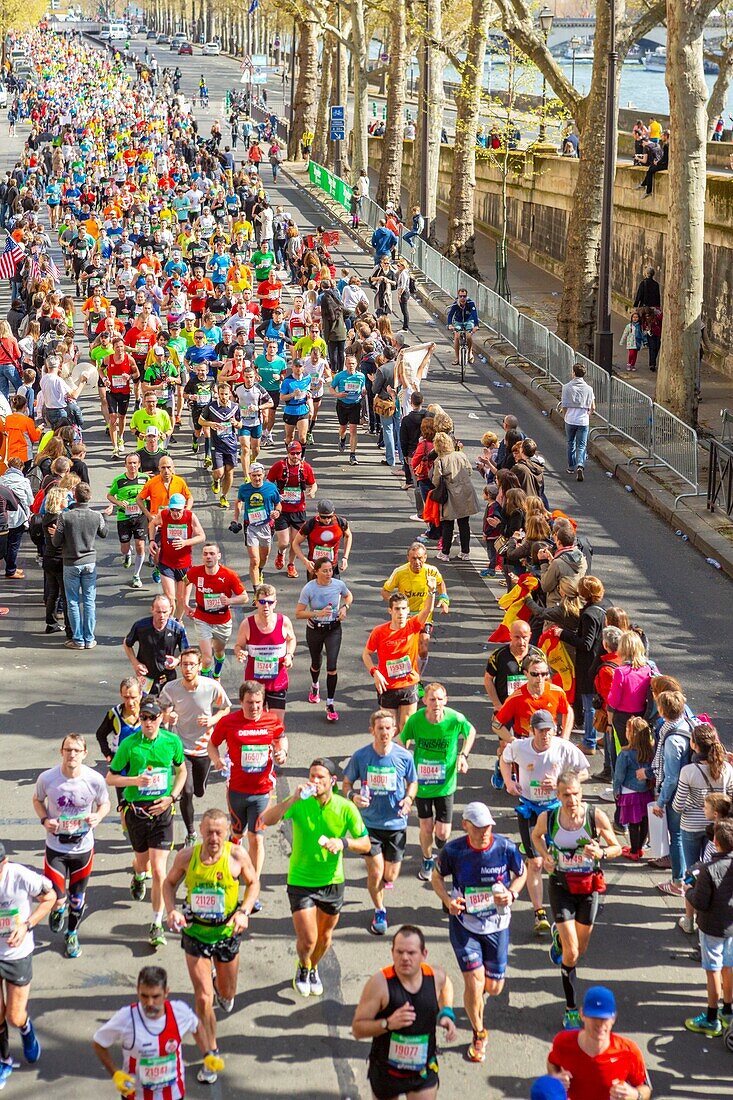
xmin=681 ymin=829 xmax=707 ymax=872
xmin=566 ymin=423 xmax=589 ymax=470
xmin=0 ymin=362 xmax=21 ymax=401
xmin=46 ymin=407 xmax=69 ymax=429
xmin=380 ymin=410 xmax=403 ymax=466
xmin=581 ymin=692 xmax=596 ymax=748
xmin=63 ymin=563 xmax=97 ymax=646
xmin=666 ymin=806 xmax=686 ymax=882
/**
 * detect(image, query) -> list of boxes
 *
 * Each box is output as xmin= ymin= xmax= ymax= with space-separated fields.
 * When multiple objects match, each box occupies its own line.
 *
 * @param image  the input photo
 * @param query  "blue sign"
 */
xmin=330 ymin=105 xmax=345 ymax=121
xmin=330 ymin=104 xmax=345 ymax=141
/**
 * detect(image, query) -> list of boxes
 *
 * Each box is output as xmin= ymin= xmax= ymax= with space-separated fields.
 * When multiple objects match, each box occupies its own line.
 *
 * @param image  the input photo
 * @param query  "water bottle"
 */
xmin=300 ymin=783 xmax=317 ymax=799
xmin=706 ymin=558 xmax=722 ymax=570
xmin=360 ymin=783 xmax=371 ymax=806
xmin=219 ymin=755 xmax=231 ymax=781
xmin=492 ymin=882 xmax=509 ymax=915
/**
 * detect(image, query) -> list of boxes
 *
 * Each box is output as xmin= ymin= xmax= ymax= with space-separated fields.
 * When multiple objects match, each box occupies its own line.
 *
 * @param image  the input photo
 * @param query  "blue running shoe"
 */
xmin=490 ymin=761 xmax=505 ymax=791
xmin=0 ymin=1061 xmax=14 ymax=1090
xmin=20 ymin=1019 xmax=40 ymax=1063
xmin=549 ymin=923 xmax=563 ymax=965
xmin=370 ymin=909 xmax=388 ymax=935
xmin=562 ymin=1009 xmax=581 ymax=1031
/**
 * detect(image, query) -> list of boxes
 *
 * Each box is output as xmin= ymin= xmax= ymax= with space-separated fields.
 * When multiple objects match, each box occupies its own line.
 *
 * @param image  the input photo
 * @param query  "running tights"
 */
xmin=306 ymin=624 xmax=342 ymax=699
xmin=180 ymin=754 xmax=212 ymax=834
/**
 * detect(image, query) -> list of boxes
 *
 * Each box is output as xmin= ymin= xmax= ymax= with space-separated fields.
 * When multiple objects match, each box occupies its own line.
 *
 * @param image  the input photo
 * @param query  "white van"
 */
xmin=100 ymin=22 xmax=127 ymax=41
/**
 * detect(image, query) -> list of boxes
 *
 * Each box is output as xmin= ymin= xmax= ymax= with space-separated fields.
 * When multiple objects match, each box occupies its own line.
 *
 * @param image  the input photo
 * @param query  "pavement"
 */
xmin=0 ymin=31 xmax=732 ymax=1100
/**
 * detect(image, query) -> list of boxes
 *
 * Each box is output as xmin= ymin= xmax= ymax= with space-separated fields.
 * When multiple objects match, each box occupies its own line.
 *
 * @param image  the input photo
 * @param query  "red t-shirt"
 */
xmin=257 ymin=279 xmax=283 ymax=311
xmin=548 ymin=1031 xmax=648 ymax=1100
xmin=495 ymin=683 xmax=570 ymax=739
xmin=187 ymin=277 xmax=213 ymax=313
xmin=366 ymin=617 xmax=422 ymax=688
xmin=266 ymin=460 xmax=315 ymax=512
xmin=211 ymin=710 xmax=284 ymax=794
xmin=186 ymin=564 xmax=245 ymax=625
xmin=124 ymin=327 xmax=157 ymax=362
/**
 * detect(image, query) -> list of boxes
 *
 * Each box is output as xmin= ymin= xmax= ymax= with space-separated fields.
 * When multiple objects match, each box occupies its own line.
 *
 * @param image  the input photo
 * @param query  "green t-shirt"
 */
xmin=254 ymin=353 xmax=287 ymax=391
xmin=167 ymin=335 xmax=189 ymax=361
xmin=400 ymin=707 xmax=473 ymax=798
xmin=109 ymin=728 xmax=185 ymax=804
xmin=108 ymin=472 xmax=149 ymax=522
xmin=284 ymin=793 xmax=366 ymax=887
xmin=252 ymin=249 xmax=275 ymax=282
xmin=130 ymin=408 xmax=173 ymax=447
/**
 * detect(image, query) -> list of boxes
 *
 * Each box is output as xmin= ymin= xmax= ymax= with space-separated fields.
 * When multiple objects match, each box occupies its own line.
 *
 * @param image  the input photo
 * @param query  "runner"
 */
xmin=233 ymin=584 xmax=296 ymax=726
xmin=329 ymin=350 xmax=366 ymax=465
xmin=300 ymin=344 xmax=330 ymax=445
xmin=294 ymin=558 xmax=353 ymax=722
xmin=163 ymin=808 xmax=259 ymax=1057
xmin=267 ymin=441 xmax=318 ymax=579
xmin=130 ymin=391 xmax=173 ymax=452
xmin=343 ymin=710 xmax=418 ymax=935
xmin=351 ymin=925 xmax=457 ymax=1100
xmin=484 ymin=621 xmax=543 ymax=790
xmin=400 ymin=683 xmax=476 ymax=881
xmin=106 ymin=697 xmax=187 ymax=949
xmin=106 ymin=451 xmax=149 ymax=590
xmin=104 ymin=337 xmax=139 ymax=456
xmin=208 ymin=680 xmax=287 ymax=889
xmin=92 ymin=964 xmax=225 ymax=1092
xmin=159 ymin=649 xmax=232 ymax=845
xmin=292 ymin=498 xmax=352 ymax=579
xmin=233 ymin=361 xmax=273 ymax=478
xmin=123 ymin=595 xmax=190 ymax=697
xmin=362 ymin=587 xmax=437 ymax=732
xmin=381 ymin=542 xmax=449 ymax=677
xmin=185 ymin=543 xmax=248 ymax=679
xmin=149 ymin=495 xmax=206 ymax=619
xmin=279 ymin=357 xmax=312 ymax=449
xmin=431 ymin=802 xmax=527 ymax=1064
xmin=500 ymin=710 xmax=589 ymax=936
xmin=198 ymin=380 xmax=242 ymax=509
xmin=32 ymin=734 xmax=111 ymax=959
xmin=96 ymin=678 xmax=143 ymax=768
xmin=261 ymin=758 xmax=370 ymax=997
xmin=493 ymin=653 xmax=574 ymax=756
xmin=0 ymin=843 xmax=55 ymax=1089
xmin=182 ymin=360 xmax=214 ymax=467
xmin=232 ymin=462 xmax=282 ymax=590
xmin=532 ymin=773 xmax=622 ymax=1029
xmin=253 ymin=338 xmax=285 ymax=445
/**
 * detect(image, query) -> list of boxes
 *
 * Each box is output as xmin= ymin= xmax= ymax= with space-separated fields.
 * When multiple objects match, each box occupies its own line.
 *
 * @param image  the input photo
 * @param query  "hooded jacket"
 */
xmin=687 ymin=852 xmax=733 ymax=938
xmin=540 ymin=546 xmax=587 ymax=607
xmin=560 ymin=377 xmax=594 ymax=424
xmin=512 ymin=457 xmax=546 ymax=499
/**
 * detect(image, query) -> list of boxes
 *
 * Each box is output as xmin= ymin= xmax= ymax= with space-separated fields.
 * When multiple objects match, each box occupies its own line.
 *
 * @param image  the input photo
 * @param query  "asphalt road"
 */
xmin=1 ymin=32 xmax=732 ymax=1100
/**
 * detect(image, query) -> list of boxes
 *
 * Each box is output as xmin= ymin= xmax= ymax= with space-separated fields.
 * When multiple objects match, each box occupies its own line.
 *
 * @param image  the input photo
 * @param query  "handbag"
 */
xmin=493 ymin=533 xmax=510 ymax=556
xmin=373 ymin=394 xmax=396 ymax=417
xmin=431 ymin=474 xmax=449 ymax=506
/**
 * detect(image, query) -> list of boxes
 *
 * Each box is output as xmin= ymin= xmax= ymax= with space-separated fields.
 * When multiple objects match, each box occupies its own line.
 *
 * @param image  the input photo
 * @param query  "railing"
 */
xmin=305 ymin=160 xmax=702 ymax=500
xmin=708 ymin=438 xmax=733 ymax=516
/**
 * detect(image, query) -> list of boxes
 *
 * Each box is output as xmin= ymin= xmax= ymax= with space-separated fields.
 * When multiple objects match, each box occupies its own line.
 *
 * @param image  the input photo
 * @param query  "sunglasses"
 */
xmin=257 ymin=598 xmax=275 ymax=606
xmin=528 ymin=671 xmax=551 ymax=678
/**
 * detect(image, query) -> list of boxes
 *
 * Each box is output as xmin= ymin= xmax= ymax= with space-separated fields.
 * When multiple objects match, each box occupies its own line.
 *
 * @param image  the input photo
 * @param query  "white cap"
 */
xmin=462 ymin=802 xmax=495 ymax=828
xmin=145 ymin=425 xmax=159 ymax=436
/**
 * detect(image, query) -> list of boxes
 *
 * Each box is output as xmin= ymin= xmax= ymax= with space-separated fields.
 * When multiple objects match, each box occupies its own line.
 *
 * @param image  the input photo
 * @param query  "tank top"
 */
xmin=245 ymin=614 xmax=288 ymax=691
xmin=289 ymin=309 xmax=308 ymax=340
xmin=306 ymin=517 xmax=345 ymax=563
xmin=123 ymin=1001 xmax=184 ymax=1100
xmin=370 ymin=964 xmax=439 ymax=1080
xmin=548 ymin=805 xmax=598 ymax=878
xmin=159 ymin=508 xmax=193 ymax=570
xmin=184 ymin=841 xmax=239 ymax=943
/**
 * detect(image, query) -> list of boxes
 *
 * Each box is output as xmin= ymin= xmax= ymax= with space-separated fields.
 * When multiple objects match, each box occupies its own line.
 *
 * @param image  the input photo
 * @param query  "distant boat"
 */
xmin=643 ymin=46 xmax=666 ymax=71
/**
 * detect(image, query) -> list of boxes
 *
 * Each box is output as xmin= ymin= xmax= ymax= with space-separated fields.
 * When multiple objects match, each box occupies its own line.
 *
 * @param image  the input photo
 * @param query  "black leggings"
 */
xmin=328 ymin=340 xmax=345 ymax=375
xmin=306 ymin=623 xmax=342 ymax=699
xmin=180 ymin=754 xmax=212 ymax=834
xmin=628 ymin=818 xmax=649 ymax=855
xmin=43 ymin=558 xmax=70 ymax=632
xmin=441 ymin=516 xmax=471 ymax=554
xmin=398 ymin=292 xmax=409 ymax=329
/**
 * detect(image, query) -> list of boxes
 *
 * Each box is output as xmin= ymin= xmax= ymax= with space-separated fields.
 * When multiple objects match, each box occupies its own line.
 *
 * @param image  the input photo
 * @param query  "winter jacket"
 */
xmin=51 ymin=501 xmax=107 ymax=566
xmin=620 ymin=320 xmax=643 ymax=351
xmin=559 ymin=602 xmax=607 ymax=696
xmin=319 ymin=288 xmax=347 ymax=342
xmin=652 ymin=717 xmax=693 ymax=809
xmin=608 ymin=662 xmax=654 ymax=715
xmin=687 ymin=853 xmax=733 ymax=938
xmin=432 ymin=451 xmax=480 ymax=521
xmin=512 ymin=458 xmax=546 ymax=500
xmin=399 ymin=409 xmax=428 ymax=459
xmin=0 ymin=468 xmax=32 ymax=528
xmin=539 ymin=546 xmax=587 ymax=607
xmin=371 ymin=226 xmax=398 ymax=259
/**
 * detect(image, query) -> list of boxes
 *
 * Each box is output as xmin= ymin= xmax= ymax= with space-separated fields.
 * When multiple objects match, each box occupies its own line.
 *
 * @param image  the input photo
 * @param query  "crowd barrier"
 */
xmin=306 ymin=161 xmax=701 ymax=501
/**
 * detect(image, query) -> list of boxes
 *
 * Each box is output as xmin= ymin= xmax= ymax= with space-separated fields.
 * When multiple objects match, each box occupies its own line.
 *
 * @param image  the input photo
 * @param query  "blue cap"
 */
xmin=168 ymin=494 xmax=186 ymax=509
xmin=582 ymin=985 xmax=616 ymax=1019
xmin=530 ymin=1076 xmax=567 ymax=1100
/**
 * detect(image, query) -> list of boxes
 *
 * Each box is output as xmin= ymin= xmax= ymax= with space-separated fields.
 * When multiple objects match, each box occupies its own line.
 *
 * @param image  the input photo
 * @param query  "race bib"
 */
xmin=463 ymin=887 xmax=496 ymax=917
xmin=240 ymin=744 xmax=269 ymax=772
xmin=313 ymin=544 xmax=334 ymax=561
xmin=366 ymin=766 xmax=397 ymax=792
xmin=282 ymin=486 xmax=302 ymax=504
xmin=195 ymin=389 xmax=211 ymax=404
xmin=124 ymin=502 xmax=141 ymax=516
xmin=344 ymin=379 xmax=361 ymax=394
xmin=111 ymin=373 xmax=130 ymax=389
xmin=506 ymin=674 xmax=526 ymax=696
xmin=138 ymin=1054 xmax=178 ymax=1088
xmin=190 ymin=886 xmax=226 ymax=919
xmin=216 ymin=422 xmax=233 ymax=436
xmin=0 ymin=908 xmax=20 ymax=938
xmin=253 ymin=654 xmax=278 ymax=678
xmin=387 ymin=1033 xmax=429 ymax=1072
xmin=528 ymin=779 xmax=555 ymax=804
xmin=385 ymin=655 xmax=412 ymax=681
xmin=247 ymin=508 xmax=267 ymax=524
xmin=417 ymin=762 xmax=445 ymax=785
xmin=144 ymin=767 xmax=169 ymax=796
xmin=58 ymin=811 xmax=90 ymax=836
xmin=557 ymin=850 xmax=594 ymax=873
xmin=167 ymin=523 xmax=188 ymax=542
xmin=202 ymin=592 xmax=224 ymax=612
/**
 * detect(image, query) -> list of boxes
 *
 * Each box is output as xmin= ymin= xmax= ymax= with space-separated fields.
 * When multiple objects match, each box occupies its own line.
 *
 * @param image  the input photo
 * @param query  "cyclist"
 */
xmin=446 ymin=288 xmax=479 ymax=367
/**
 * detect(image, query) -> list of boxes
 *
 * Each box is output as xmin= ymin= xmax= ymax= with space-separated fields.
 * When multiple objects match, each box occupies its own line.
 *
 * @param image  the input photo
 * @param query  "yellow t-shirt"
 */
xmin=382 ymin=563 xmax=444 ymax=619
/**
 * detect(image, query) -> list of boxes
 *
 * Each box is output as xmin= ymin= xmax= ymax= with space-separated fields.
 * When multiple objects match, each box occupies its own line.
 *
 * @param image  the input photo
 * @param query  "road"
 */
xmin=0 ymin=31 xmax=732 ymax=1099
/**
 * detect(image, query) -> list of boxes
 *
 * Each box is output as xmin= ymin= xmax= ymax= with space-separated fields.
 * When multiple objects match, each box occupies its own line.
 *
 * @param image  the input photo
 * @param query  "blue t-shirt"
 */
xmin=184 ymin=344 xmax=218 ymax=370
xmin=280 ymin=374 xmax=311 ymax=418
xmin=297 ymin=578 xmax=350 ymax=625
xmin=331 ymin=369 xmax=366 ymax=405
xmin=209 ymin=253 xmax=231 ymax=284
xmin=46 ymin=182 xmax=61 ymax=204
xmin=436 ymin=834 xmax=523 ymax=936
xmin=237 ymin=480 xmax=281 ymax=524
xmin=343 ymin=743 xmax=417 ymax=831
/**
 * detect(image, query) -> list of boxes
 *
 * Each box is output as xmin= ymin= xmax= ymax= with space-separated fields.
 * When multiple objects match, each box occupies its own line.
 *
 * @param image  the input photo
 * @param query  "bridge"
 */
xmin=543 ymin=15 xmax=728 ymax=52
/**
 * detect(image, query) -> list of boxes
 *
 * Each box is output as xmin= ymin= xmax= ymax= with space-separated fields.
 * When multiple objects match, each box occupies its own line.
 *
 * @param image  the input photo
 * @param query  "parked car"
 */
xmin=147 ymin=29 xmax=158 ymax=39
xmin=202 ymin=41 xmax=221 ymax=56
xmin=156 ymin=33 xmax=170 ymax=45
xmin=178 ymin=41 xmax=193 ymax=55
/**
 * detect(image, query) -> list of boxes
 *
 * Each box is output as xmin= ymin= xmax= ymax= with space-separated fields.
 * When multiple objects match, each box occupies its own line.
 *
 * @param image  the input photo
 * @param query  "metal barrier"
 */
xmin=576 ymin=353 xmax=611 ymax=427
xmin=606 ymin=375 xmax=653 ymax=456
xmin=640 ymin=404 xmax=701 ymax=501
xmin=514 ymin=314 xmax=549 ymax=379
xmin=708 ymin=437 xmax=733 ymax=515
xmin=547 ymin=332 xmax=575 ymax=386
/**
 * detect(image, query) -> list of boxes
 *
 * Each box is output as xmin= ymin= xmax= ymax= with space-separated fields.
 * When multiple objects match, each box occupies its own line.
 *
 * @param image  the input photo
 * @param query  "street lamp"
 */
xmin=569 ymin=35 xmax=582 ymax=87
xmin=419 ymin=0 xmax=431 ymax=241
xmin=538 ymin=6 xmax=554 ymax=143
xmin=594 ymin=0 xmax=618 ymax=373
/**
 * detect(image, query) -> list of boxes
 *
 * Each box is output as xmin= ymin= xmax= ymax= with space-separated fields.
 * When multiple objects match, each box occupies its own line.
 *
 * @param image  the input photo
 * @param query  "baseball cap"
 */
xmin=172 ymin=279 xmax=182 ymax=287
xmin=153 ymin=346 xmax=165 ymax=356
xmin=530 ymin=709 xmax=555 ymax=731
xmin=582 ymin=986 xmax=616 ymax=1019
xmin=462 ymin=802 xmax=495 ymax=828
xmin=140 ymin=697 xmax=162 ymax=718
xmin=317 ymin=499 xmax=335 ymax=515
xmin=168 ymin=493 xmax=186 ymax=509
xmin=530 ymin=1077 xmax=567 ymax=1100
xmin=185 ymin=311 xmax=195 ymax=320
xmin=311 ymin=757 xmax=338 ymax=777
xmin=287 ymin=441 xmax=303 ymax=454
xmin=145 ymin=425 xmax=159 ymax=436
xmin=249 ymin=462 xmax=265 ymax=473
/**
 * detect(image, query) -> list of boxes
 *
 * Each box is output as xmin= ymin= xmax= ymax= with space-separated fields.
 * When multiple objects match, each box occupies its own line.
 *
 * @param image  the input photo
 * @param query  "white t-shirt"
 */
xmin=40 ymin=372 xmax=71 ymax=411
xmin=561 ymin=378 xmax=594 ymax=426
xmin=503 ymin=736 xmax=588 ymax=804
xmin=158 ymin=679 xmax=231 ymax=755
xmin=34 ymin=765 xmax=109 ymax=855
xmin=0 ymin=862 xmax=52 ymax=960
xmin=93 ymin=1000 xmax=199 ymax=1100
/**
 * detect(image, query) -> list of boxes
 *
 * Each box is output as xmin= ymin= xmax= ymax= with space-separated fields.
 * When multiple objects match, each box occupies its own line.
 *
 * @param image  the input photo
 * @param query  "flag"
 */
xmin=488 ymin=573 xmax=538 ymax=643
xmin=29 ymin=258 xmax=42 ymax=284
xmin=45 ymin=254 xmax=60 ymax=282
xmin=248 ymin=0 xmax=259 ymax=12
xmin=539 ymin=628 xmax=576 ymax=703
xmin=0 ymin=238 xmax=23 ymax=280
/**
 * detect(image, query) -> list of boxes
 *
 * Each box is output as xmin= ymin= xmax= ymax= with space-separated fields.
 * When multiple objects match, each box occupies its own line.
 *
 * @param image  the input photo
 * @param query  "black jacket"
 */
xmin=633 ymin=276 xmax=661 ymax=309
xmin=399 ymin=409 xmax=428 ymax=458
xmin=687 ymin=852 xmax=733 ymax=938
xmin=559 ymin=602 xmax=607 ymax=696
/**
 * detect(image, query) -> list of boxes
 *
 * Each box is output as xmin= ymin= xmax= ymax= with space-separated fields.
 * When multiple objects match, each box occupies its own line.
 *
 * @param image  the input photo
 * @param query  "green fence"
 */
xmin=308 ymin=161 xmax=353 ymax=211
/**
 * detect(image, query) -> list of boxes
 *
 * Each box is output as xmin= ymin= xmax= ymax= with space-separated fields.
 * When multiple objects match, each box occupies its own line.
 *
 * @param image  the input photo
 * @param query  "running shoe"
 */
xmin=720 ymin=1009 xmax=733 ymax=1028
xmin=657 ymin=881 xmax=685 ymax=896
xmin=339 ymin=436 xmax=346 ymax=452
xmin=130 ymin=874 xmax=146 ymax=902
xmin=678 ymin=915 xmax=695 ymax=935
xmin=65 ymin=931 xmax=81 ymax=959
xmin=203 ymin=456 xmax=212 ymax=469
xmin=286 ymin=563 xmax=298 ymax=579
xmin=185 ymin=833 xmax=197 ymax=846
xmin=534 ymin=908 xmax=551 ymax=935
xmin=219 ymin=496 xmax=230 ymax=509
xmin=211 ymin=478 xmax=221 ymax=494
xmin=467 ymin=1028 xmax=488 ymax=1063
xmin=306 ymin=431 xmax=314 ymax=445
xmin=549 ymin=922 xmax=562 ymax=965
xmin=131 ymin=575 xmax=142 ymax=589
xmin=349 ymin=454 xmax=358 ymax=465
xmin=192 ymin=439 xmax=199 ymax=454
xmin=197 ymin=1063 xmax=218 ymax=1084
xmin=436 ymin=552 xmax=451 ymax=563
xmin=151 ymin=567 xmax=161 ymax=584
xmin=123 ymin=551 xmax=132 ymax=569
xmin=308 ymin=967 xmax=324 ymax=996
xmin=326 ymin=704 xmax=339 ymax=722
xmin=370 ymin=910 xmax=388 ymax=936
xmin=293 ymin=964 xmax=310 ymax=997
xmin=0 ymin=1061 xmax=14 ymax=1089
xmin=410 ymin=513 xmax=424 ymax=522
xmin=308 ymin=686 xmax=320 ymax=704
xmin=213 ymin=990 xmax=234 ymax=1014
xmin=684 ymin=1012 xmax=722 ymax=1037
xmin=275 ymin=551 xmax=285 ymax=571
xmin=417 ymin=857 xmax=435 ymax=881
xmin=562 ymin=1009 xmax=581 ymax=1031
xmin=149 ymin=922 xmax=167 ymax=949
xmin=20 ymin=1019 xmax=40 ymax=1063
xmin=49 ymin=905 xmax=67 ymax=934
xmin=490 ymin=761 xmax=505 ymax=790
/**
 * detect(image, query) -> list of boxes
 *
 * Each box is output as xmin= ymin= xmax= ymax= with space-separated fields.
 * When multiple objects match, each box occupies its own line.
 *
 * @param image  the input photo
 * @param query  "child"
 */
xmin=619 ymin=310 xmax=644 ymax=372
xmin=480 ymin=483 xmax=503 ymax=577
xmin=679 ymin=792 xmax=731 ymax=935
xmin=613 ymin=716 xmax=655 ymax=859
xmin=476 ymin=430 xmax=499 ymax=483
xmin=684 ymin=818 xmax=733 ymax=1038
xmin=17 ymin=368 xmax=37 ymax=418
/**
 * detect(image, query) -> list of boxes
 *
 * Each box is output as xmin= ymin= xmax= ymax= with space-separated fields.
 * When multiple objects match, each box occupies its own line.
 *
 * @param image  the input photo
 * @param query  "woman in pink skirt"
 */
xmin=613 ymin=717 xmax=656 ymax=859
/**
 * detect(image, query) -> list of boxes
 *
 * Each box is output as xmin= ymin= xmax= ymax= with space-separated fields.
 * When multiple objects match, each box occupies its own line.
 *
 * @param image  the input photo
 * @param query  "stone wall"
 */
xmin=368 ymin=138 xmax=733 ymax=378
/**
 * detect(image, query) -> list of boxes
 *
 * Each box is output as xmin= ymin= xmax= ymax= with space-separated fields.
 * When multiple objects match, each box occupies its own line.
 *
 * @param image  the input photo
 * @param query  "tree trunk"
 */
xmin=349 ymin=0 xmax=369 ymax=180
xmin=336 ymin=35 xmax=351 ymax=176
xmin=287 ymin=16 xmax=319 ymax=161
xmin=706 ymin=44 xmax=733 ymax=135
xmin=409 ymin=0 xmax=445 ymax=241
xmin=313 ymin=34 xmax=334 ymax=168
xmin=376 ymin=5 xmax=408 ymax=206
xmin=445 ymin=0 xmax=491 ymax=274
xmin=657 ymin=0 xmax=716 ymax=424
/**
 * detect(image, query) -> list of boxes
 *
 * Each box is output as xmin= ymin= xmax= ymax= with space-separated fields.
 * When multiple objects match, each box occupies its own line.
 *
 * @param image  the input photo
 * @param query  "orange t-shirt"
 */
xmin=1 ymin=413 xmax=42 ymax=463
xmin=494 ymin=683 xmax=570 ymax=738
xmin=366 ymin=617 xmax=422 ymax=688
xmin=138 ymin=473 xmax=191 ymax=514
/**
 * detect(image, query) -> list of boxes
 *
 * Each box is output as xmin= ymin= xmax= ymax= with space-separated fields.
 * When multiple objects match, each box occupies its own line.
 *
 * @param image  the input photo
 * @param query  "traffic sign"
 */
xmin=330 ymin=105 xmax=345 ymax=122
xmin=329 ymin=104 xmax=345 ymax=142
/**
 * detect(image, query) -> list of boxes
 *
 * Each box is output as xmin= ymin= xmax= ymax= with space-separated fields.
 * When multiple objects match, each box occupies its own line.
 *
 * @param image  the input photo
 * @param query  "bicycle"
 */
xmin=457 ymin=327 xmax=469 ymax=384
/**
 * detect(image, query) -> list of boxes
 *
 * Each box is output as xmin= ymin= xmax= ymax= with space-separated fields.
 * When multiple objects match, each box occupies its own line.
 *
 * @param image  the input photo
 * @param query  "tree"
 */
xmin=705 ymin=12 xmax=733 ymax=137
xmin=408 ymin=0 xmax=446 ymax=240
xmin=376 ymin=4 xmax=408 ymax=205
xmin=286 ymin=6 xmax=320 ymax=160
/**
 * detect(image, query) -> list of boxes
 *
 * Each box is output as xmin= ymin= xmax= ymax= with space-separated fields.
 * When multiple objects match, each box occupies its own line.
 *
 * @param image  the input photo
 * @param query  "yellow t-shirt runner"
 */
xmin=383 ymin=563 xmax=445 ymax=622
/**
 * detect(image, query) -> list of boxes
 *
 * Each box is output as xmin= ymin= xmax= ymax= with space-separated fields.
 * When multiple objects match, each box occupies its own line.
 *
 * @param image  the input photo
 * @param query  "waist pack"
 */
xmin=563 ymin=869 xmax=606 ymax=896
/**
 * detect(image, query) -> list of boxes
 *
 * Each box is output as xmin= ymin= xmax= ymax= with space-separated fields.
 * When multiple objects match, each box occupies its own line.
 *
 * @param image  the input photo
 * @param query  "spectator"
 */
xmin=370 ymin=218 xmax=398 ymax=262
xmin=0 ymin=457 xmax=32 ymax=579
xmin=51 ymin=481 xmax=107 ymax=650
xmin=561 ymin=363 xmax=595 ymax=481
xmin=684 ymin=819 xmax=733 ymax=1038
xmin=537 ymin=518 xmax=587 ymax=608
xmin=432 ymin=431 xmax=481 ymax=561
xmin=633 ymin=266 xmax=661 ymax=309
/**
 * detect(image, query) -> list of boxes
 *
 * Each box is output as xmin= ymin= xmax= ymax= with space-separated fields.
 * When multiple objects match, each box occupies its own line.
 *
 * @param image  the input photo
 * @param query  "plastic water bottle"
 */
xmin=219 ymin=756 xmax=231 ymax=781
xmin=606 ymin=471 xmax=614 ymax=478
xmin=706 ymin=558 xmax=722 ymax=570
xmin=300 ymin=783 xmax=317 ymax=799
xmin=492 ymin=883 xmax=509 ymax=915
xmin=360 ymin=783 xmax=371 ymax=806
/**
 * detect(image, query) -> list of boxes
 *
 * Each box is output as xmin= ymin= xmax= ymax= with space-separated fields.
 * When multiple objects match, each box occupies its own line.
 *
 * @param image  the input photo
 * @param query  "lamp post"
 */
xmin=419 ymin=0 xmax=431 ymax=240
xmin=538 ymin=6 xmax=554 ymax=143
xmin=333 ymin=1 xmax=342 ymax=180
xmin=569 ymin=35 xmax=582 ymax=87
xmin=594 ymin=0 xmax=618 ymax=373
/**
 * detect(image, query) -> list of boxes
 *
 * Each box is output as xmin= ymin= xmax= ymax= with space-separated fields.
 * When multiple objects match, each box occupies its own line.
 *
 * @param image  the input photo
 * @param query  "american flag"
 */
xmin=45 ymin=254 xmax=60 ymax=282
xmin=0 ymin=237 xmax=24 ymax=280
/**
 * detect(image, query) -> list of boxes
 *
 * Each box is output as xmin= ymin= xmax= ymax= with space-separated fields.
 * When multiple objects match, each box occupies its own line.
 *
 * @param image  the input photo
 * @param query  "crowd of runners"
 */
xmin=0 ymin=25 xmax=731 ymax=1100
